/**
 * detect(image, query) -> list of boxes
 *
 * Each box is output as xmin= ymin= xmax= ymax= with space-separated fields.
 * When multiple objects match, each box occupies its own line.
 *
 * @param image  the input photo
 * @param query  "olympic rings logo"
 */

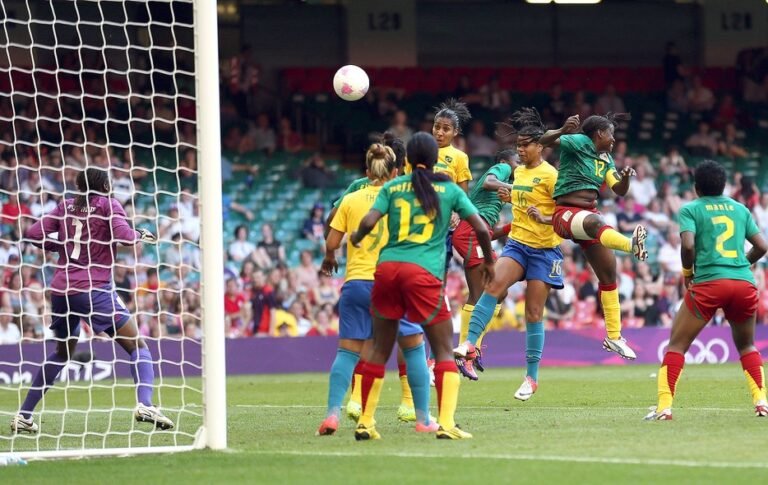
xmin=657 ymin=338 xmax=730 ymax=364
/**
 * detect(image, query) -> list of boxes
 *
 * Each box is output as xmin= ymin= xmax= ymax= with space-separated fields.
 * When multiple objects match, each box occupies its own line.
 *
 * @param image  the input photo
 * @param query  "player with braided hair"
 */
xmin=539 ymin=112 xmax=648 ymax=360
xmin=455 ymin=109 xmax=563 ymax=399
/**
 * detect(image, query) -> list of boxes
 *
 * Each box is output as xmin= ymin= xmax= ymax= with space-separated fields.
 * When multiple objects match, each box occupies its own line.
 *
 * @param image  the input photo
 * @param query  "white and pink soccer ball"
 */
xmin=333 ymin=65 xmax=369 ymax=101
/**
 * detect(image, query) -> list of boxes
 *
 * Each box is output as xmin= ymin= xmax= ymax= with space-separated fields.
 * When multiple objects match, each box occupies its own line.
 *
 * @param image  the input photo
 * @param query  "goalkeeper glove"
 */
xmin=138 ymin=228 xmax=157 ymax=244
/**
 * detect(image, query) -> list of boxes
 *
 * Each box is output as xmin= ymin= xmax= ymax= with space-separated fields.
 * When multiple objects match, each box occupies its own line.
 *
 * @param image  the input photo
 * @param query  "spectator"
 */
xmin=278 ymin=116 xmax=303 ymax=154
xmin=713 ymin=94 xmax=739 ymax=129
xmin=224 ymin=278 xmax=249 ymax=338
xmin=569 ymin=90 xmax=593 ymax=120
xmin=466 ymin=120 xmax=498 ymax=157
xmin=300 ymin=153 xmax=332 ymax=189
xmin=252 ymin=113 xmax=276 ymax=156
xmin=288 ymin=300 xmax=313 ymax=336
xmin=310 ymin=272 xmax=339 ymax=307
xmin=295 ymin=250 xmax=319 ymax=290
xmin=753 ymin=193 xmax=768 ymax=239
xmin=545 ymin=280 xmax=575 ymax=329
xmin=627 ymin=164 xmax=657 ymax=206
xmin=595 ymin=85 xmax=625 ymax=115
xmin=479 ymin=76 xmax=510 ymax=113
xmin=685 ymin=121 xmax=718 ymax=157
xmin=305 ymin=308 xmax=338 ymax=337
xmin=644 ymin=198 xmax=671 ymax=235
xmin=687 ymin=75 xmax=715 ymax=114
xmin=0 ymin=306 xmax=20 ymax=344
xmin=546 ymin=84 xmax=567 ymax=120
xmin=659 ymin=145 xmax=688 ymax=178
xmin=657 ymin=229 xmax=684 ymax=275
xmin=662 ymin=41 xmax=685 ymax=87
xmin=733 ymin=175 xmax=760 ymax=210
xmin=227 ymin=44 xmax=259 ymax=118
xmin=388 ymin=110 xmax=413 ymax=145
xmin=229 ymin=224 xmax=256 ymax=263
xmin=302 ymin=203 xmax=326 ymax=251
xmin=617 ymin=195 xmax=644 ymax=234
xmin=249 ymin=270 xmax=275 ymax=336
xmin=717 ymin=123 xmax=748 ymax=159
xmin=114 ymin=262 xmax=135 ymax=311
xmin=256 ymin=223 xmax=286 ymax=268
xmin=272 ymin=307 xmax=299 ymax=337
xmin=666 ymin=79 xmax=689 ymax=114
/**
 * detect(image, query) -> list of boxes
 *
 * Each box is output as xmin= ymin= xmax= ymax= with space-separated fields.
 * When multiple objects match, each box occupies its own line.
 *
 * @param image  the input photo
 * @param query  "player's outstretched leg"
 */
xmin=318 ymin=347 xmax=360 ymax=436
xmin=115 ymin=320 xmax=174 ymax=430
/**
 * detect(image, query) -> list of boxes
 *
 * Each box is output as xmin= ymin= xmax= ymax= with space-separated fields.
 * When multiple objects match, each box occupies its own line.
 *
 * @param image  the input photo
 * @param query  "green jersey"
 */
xmin=469 ymin=163 xmax=513 ymax=228
xmin=553 ymin=134 xmax=620 ymax=199
xmin=333 ymin=177 xmax=370 ymax=208
xmin=372 ymin=174 xmax=478 ymax=280
xmin=678 ymin=196 xmax=759 ymax=285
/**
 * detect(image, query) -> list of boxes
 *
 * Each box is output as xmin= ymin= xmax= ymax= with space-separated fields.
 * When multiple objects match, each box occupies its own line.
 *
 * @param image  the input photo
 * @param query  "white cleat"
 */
xmin=643 ymin=406 xmax=672 ymax=421
xmin=603 ymin=336 xmax=637 ymax=360
xmin=755 ymin=400 xmax=768 ymax=417
xmin=631 ymin=225 xmax=648 ymax=261
xmin=134 ymin=404 xmax=174 ymax=430
xmin=514 ymin=376 xmax=539 ymax=402
xmin=10 ymin=414 xmax=38 ymax=434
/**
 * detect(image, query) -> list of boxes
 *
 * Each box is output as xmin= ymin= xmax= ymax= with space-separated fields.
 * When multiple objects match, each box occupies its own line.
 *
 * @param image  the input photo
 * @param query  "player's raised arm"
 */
xmin=538 ymin=114 xmax=580 ymax=147
xmin=109 ymin=198 xmax=143 ymax=245
xmin=608 ymin=166 xmax=635 ymax=197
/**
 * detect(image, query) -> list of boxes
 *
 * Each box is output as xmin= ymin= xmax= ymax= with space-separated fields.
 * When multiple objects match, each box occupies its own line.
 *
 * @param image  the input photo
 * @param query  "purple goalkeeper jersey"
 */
xmin=24 ymin=196 xmax=139 ymax=294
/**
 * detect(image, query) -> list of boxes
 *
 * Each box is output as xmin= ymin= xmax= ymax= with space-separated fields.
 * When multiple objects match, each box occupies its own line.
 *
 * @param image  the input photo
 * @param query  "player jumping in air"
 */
xmin=450 ymin=148 xmax=517 ymax=380
xmin=455 ymin=109 xmax=564 ymax=403
xmin=317 ymin=143 xmax=436 ymax=436
xmin=326 ymin=132 xmax=431 ymax=424
xmin=11 ymin=167 xmax=174 ymax=433
xmin=351 ymin=132 xmax=494 ymax=440
xmin=645 ymin=160 xmax=768 ymax=420
xmin=540 ymin=113 xmax=648 ymax=359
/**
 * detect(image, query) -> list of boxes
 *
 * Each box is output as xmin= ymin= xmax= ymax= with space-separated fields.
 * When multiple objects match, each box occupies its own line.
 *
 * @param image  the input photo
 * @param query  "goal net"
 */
xmin=0 ymin=0 xmax=226 ymax=459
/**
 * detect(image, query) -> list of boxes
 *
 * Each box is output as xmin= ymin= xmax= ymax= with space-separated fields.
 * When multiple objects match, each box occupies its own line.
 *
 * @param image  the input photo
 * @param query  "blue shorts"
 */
xmin=50 ymin=286 xmax=131 ymax=339
xmin=500 ymin=240 xmax=564 ymax=289
xmin=339 ymin=280 xmax=424 ymax=340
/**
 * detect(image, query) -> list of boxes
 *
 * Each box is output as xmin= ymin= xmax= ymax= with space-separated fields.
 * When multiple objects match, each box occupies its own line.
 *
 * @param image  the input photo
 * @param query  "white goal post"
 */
xmin=0 ymin=0 xmax=226 ymax=459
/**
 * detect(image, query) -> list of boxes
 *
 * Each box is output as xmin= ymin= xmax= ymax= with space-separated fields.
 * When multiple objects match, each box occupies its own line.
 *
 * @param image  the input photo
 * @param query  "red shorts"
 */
xmin=552 ymin=205 xmax=601 ymax=249
xmin=452 ymin=219 xmax=495 ymax=269
xmin=684 ymin=279 xmax=758 ymax=323
xmin=370 ymin=262 xmax=451 ymax=325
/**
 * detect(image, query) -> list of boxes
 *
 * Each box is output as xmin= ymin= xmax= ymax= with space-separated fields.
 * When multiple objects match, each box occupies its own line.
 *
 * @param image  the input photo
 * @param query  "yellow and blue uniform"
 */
xmin=331 ymin=185 xmax=422 ymax=339
xmin=405 ymin=145 xmax=472 ymax=186
xmin=501 ymin=161 xmax=564 ymax=289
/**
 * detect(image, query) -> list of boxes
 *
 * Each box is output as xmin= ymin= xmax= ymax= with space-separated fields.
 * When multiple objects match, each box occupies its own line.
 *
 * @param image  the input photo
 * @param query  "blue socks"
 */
xmin=403 ymin=342 xmax=431 ymax=425
xmin=525 ymin=322 xmax=545 ymax=381
xmin=130 ymin=348 xmax=155 ymax=406
xmin=468 ymin=293 xmax=497 ymax=345
xmin=20 ymin=352 xmax=68 ymax=419
xmin=327 ymin=348 xmax=360 ymax=417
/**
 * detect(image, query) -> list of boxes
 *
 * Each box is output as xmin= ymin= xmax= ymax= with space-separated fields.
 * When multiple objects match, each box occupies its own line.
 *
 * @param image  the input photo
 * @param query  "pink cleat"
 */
xmin=316 ymin=415 xmax=339 ymax=436
xmin=415 ymin=421 xmax=440 ymax=433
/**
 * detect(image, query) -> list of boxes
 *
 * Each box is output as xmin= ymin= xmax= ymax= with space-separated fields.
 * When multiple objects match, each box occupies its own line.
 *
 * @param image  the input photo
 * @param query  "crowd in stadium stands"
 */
xmin=2 ymin=44 xmax=768 ymax=343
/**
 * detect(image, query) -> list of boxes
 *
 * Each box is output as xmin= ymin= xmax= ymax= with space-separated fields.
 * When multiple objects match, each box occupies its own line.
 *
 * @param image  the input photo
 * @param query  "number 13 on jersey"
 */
xmin=394 ymin=199 xmax=435 ymax=243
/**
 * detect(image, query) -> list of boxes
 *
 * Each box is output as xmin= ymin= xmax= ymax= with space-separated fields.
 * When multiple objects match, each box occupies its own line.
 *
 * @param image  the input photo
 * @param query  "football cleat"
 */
xmin=603 ymin=336 xmax=637 ymax=360
xmin=397 ymin=404 xmax=416 ymax=423
xmin=10 ymin=414 xmax=38 ymax=434
xmin=454 ymin=342 xmax=479 ymax=381
xmin=346 ymin=400 xmax=362 ymax=422
xmin=134 ymin=404 xmax=174 ymax=430
xmin=316 ymin=415 xmax=339 ymax=436
xmin=514 ymin=376 xmax=539 ymax=401
xmin=643 ymin=406 xmax=673 ymax=421
xmin=436 ymin=425 xmax=473 ymax=440
xmin=414 ymin=421 xmax=440 ymax=433
xmin=631 ymin=225 xmax=648 ymax=261
xmin=474 ymin=346 xmax=486 ymax=373
xmin=755 ymin=400 xmax=768 ymax=417
xmin=354 ymin=423 xmax=381 ymax=441
xmin=456 ymin=357 xmax=479 ymax=381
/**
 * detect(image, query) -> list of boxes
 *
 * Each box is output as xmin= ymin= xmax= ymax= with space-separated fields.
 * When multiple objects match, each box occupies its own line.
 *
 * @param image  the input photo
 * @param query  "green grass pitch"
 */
xmin=2 ymin=364 xmax=767 ymax=484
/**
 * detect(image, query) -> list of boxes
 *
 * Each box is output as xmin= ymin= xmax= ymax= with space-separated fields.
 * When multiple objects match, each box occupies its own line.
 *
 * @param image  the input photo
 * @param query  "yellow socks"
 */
xmin=358 ymin=362 xmax=385 ymax=427
xmin=398 ymin=364 xmax=414 ymax=407
xmin=657 ymin=352 xmax=684 ymax=411
xmin=434 ymin=361 xmax=460 ymax=430
xmin=741 ymin=352 xmax=767 ymax=405
xmin=597 ymin=227 xmax=632 ymax=253
xmin=459 ymin=304 xmax=473 ymax=343
xmin=599 ymin=283 xmax=621 ymax=340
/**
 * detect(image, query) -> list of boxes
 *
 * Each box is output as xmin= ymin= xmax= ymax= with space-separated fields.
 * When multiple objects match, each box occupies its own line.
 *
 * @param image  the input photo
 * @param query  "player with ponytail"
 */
xmin=350 ymin=132 xmax=494 ymax=441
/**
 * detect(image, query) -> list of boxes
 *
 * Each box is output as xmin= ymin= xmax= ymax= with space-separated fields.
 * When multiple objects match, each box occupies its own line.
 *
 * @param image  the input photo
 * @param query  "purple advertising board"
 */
xmin=2 ymin=326 xmax=768 ymax=383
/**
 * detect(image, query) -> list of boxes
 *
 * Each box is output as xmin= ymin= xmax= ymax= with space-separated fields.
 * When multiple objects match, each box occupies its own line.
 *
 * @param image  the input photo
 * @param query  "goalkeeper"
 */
xmin=11 ymin=167 xmax=174 ymax=434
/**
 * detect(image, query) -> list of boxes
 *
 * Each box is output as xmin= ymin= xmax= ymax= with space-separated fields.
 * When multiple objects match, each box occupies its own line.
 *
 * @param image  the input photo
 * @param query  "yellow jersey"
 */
xmin=405 ymin=145 xmax=472 ymax=185
xmin=330 ymin=185 xmax=388 ymax=282
xmin=509 ymin=161 xmax=561 ymax=249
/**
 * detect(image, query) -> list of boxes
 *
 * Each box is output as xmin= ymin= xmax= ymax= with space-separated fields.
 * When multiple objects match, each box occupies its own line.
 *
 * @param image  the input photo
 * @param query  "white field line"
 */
xmin=235 ymin=404 xmax=745 ymax=411
xmin=249 ymin=449 xmax=768 ymax=470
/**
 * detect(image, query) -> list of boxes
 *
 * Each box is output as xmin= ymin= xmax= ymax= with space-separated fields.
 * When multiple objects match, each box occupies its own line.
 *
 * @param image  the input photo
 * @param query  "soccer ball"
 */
xmin=333 ymin=65 xmax=369 ymax=101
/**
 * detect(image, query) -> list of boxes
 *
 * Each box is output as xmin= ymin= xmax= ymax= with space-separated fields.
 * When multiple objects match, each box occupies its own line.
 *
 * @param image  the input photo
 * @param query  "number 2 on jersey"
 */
xmin=711 ymin=215 xmax=737 ymax=258
xmin=70 ymin=218 xmax=84 ymax=259
xmin=394 ymin=199 xmax=435 ymax=243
